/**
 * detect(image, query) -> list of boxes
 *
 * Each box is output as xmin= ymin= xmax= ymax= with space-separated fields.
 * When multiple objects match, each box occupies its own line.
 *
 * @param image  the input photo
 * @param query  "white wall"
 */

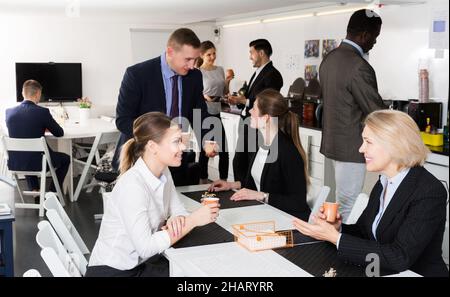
xmin=2 ymin=4 xmax=448 ymax=125
xmin=0 ymin=14 xmax=214 ymax=122
xmin=218 ymin=3 xmax=449 ymax=126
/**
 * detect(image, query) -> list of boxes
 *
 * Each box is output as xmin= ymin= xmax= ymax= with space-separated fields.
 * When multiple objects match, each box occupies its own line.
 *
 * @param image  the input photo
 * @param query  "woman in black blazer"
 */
xmin=294 ymin=110 xmax=448 ymax=277
xmin=209 ymin=89 xmax=310 ymax=221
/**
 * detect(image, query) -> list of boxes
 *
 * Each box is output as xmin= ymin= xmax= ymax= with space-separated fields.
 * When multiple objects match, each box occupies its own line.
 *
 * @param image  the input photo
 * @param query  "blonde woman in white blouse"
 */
xmin=86 ymin=112 xmax=219 ymax=277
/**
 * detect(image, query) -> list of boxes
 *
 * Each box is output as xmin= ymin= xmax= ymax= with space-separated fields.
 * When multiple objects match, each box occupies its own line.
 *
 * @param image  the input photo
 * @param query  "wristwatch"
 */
xmin=261 ymin=192 xmax=269 ymax=203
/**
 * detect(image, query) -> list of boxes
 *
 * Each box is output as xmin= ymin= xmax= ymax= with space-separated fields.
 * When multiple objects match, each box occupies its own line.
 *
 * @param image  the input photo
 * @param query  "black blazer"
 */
xmin=338 ymin=166 xmax=448 ymax=277
xmin=115 ymin=56 xmax=208 ymax=149
xmin=5 ymin=100 xmax=64 ymax=171
xmin=243 ymin=131 xmax=310 ymax=221
xmin=238 ymin=61 xmax=283 ymax=118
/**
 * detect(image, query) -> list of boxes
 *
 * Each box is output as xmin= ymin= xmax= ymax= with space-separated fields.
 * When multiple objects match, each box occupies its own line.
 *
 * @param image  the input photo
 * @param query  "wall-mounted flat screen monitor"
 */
xmin=15 ymin=62 xmax=82 ymax=102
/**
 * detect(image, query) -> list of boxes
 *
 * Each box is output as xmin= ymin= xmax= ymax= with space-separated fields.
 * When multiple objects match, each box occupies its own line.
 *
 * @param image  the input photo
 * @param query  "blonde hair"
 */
xmin=119 ymin=112 xmax=173 ymax=175
xmin=364 ymin=110 xmax=429 ymax=169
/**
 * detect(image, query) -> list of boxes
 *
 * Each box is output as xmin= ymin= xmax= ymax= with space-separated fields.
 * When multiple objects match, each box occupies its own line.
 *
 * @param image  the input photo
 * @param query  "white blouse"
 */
xmin=88 ymin=157 xmax=189 ymax=270
xmin=250 ymin=147 xmax=270 ymax=192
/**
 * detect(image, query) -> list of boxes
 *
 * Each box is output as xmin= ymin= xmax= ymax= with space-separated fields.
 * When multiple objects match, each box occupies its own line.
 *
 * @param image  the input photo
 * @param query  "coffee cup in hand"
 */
xmin=201 ymin=197 xmax=220 ymax=206
xmin=322 ymin=202 xmax=339 ymax=223
xmin=204 ymin=140 xmax=217 ymax=155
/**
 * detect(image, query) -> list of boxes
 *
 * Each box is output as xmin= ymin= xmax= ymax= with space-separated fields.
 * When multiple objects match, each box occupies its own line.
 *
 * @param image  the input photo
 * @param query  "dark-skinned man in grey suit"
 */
xmin=319 ymin=9 xmax=386 ymax=223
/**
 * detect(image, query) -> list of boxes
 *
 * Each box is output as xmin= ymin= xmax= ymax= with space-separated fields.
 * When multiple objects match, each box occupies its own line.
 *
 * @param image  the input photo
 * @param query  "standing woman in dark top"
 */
xmin=209 ymin=89 xmax=310 ymax=220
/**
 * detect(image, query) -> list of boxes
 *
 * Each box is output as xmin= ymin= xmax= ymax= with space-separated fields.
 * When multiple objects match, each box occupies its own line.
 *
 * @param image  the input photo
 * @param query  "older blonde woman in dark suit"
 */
xmin=294 ymin=110 xmax=448 ymax=277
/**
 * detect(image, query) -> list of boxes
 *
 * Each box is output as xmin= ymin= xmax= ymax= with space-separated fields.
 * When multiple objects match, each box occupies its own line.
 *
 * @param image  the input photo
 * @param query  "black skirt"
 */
xmin=85 ymin=254 xmax=169 ymax=277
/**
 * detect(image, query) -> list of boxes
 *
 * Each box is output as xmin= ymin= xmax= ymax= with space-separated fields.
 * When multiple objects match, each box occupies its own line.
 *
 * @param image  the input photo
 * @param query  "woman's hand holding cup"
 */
xmin=318 ymin=202 xmax=342 ymax=231
xmin=191 ymin=200 xmax=220 ymax=226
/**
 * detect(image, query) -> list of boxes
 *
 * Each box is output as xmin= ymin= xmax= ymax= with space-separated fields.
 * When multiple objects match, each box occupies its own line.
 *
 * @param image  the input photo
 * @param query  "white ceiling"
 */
xmin=0 ymin=0 xmax=427 ymax=23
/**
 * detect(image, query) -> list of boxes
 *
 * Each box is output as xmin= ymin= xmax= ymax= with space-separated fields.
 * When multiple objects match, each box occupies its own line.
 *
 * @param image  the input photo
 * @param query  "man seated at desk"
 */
xmin=5 ymin=80 xmax=70 ymax=199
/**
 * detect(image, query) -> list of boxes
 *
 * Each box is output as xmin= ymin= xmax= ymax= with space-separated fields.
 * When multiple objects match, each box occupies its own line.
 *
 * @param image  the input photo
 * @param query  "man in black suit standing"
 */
xmin=228 ymin=39 xmax=283 ymax=183
xmin=6 ymin=80 xmax=70 ymax=194
xmin=114 ymin=28 xmax=210 ymax=185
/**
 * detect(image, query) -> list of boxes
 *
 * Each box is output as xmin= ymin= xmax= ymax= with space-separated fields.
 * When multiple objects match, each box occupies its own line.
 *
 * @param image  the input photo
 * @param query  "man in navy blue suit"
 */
xmin=114 ymin=28 xmax=212 ymax=185
xmin=5 ymin=80 xmax=70 ymax=195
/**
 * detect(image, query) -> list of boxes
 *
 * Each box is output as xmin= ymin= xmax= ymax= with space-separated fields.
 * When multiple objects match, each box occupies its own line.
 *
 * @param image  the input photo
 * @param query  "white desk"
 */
xmin=169 ymin=184 xmax=422 ymax=277
xmin=46 ymin=118 xmax=118 ymax=202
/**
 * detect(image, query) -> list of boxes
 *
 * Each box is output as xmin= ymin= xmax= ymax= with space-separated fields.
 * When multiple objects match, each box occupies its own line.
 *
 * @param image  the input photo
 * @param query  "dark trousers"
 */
xmin=232 ymin=118 xmax=259 ymax=183
xmin=198 ymin=115 xmax=229 ymax=180
xmin=85 ymin=254 xmax=169 ymax=277
xmin=26 ymin=151 xmax=70 ymax=192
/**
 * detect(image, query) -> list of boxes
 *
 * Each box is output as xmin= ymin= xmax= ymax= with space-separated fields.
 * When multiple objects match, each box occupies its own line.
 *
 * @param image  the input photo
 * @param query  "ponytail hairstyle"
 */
xmin=256 ymin=89 xmax=310 ymax=185
xmin=119 ymin=112 xmax=173 ymax=175
xmin=196 ymin=40 xmax=216 ymax=68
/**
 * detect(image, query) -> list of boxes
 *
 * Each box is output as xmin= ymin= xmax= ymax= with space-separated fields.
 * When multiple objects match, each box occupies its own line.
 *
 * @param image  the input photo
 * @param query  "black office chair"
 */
xmin=304 ymin=78 xmax=321 ymax=100
xmin=92 ymin=158 xmax=119 ymax=192
xmin=287 ymin=77 xmax=306 ymax=100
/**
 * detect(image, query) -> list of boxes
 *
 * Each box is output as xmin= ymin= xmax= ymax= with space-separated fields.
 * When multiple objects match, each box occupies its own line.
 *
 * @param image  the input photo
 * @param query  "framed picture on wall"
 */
xmin=304 ymin=40 xmax=320 ymax=58
xmin=305 ymin=65 xmax=318 ymax=83
xmin=322 ymin=39 xmax=340 ymax=58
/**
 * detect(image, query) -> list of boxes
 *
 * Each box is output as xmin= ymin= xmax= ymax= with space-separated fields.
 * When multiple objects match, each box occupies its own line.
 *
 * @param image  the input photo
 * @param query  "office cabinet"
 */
xmin=0 ymin=214 xmax=14 ymax=277
xmin=299 ymin=127 xmax=325 ymax=188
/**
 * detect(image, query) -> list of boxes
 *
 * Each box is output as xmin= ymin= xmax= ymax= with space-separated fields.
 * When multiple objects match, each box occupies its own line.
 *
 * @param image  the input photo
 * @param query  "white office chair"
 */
xmin=73 ymin=131 xmax=120 ymax=201
xmin=0 ymin=138 xmax=16 ymax=205
xmin=1 ymin=136 xmax=65 ymax=217
xmin=23 ymin=269 xmax=42 ymax=277
xmin=71 ymin=117 xmax=115 ymax=162
xmin=307 ymin=185 xmax=330 ymax=223
xmin=35 ymin=221 xmax=82 ymax=277
xmin=0 ymin=140 xmax=16 ymax=188
xmin=346 ymin=193 xmax=370 ymax=225
xmin=44 ymin=192 xmax=89 ymax=255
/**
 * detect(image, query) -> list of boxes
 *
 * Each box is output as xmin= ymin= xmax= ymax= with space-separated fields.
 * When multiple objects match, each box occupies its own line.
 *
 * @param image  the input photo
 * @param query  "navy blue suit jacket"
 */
xmin=115 ymin=56 xmax=208 ymax=150
xmin=5 ymin=100 xmax=64 ymax=171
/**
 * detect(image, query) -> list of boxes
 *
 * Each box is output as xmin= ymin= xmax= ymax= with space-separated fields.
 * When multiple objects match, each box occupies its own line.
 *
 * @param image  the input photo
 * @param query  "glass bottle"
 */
xmin=238 ymin=81 xmax=247 ymax=97
xmin=425 ymin=117 xmax=432 ymax=133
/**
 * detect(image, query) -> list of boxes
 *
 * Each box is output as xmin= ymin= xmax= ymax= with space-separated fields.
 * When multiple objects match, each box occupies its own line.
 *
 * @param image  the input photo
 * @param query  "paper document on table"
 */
xmin=184 ymin=244 xmax=303 ymax=277
xmin=217 ymin=205 xmax=295 ymax=232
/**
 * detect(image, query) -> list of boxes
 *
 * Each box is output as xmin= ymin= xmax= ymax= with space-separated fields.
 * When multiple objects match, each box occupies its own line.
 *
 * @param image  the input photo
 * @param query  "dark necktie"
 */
xmin=170 ymin=75 xmax=179 ymax=119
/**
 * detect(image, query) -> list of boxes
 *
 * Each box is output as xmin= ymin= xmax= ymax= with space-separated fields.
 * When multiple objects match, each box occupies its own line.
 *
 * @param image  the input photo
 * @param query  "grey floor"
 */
xmin=10 ymin=178 xmax=102 ymax=277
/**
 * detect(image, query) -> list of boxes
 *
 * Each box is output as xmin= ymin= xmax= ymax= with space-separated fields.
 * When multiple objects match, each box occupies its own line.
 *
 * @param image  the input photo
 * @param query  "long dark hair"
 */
xmin=256 ymin=89 xmax=310 ymax=185
xmin=196 ymin=40 xmax=216 ymax=68
xmin=119 ymin=112 xmax=172 ymax=175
